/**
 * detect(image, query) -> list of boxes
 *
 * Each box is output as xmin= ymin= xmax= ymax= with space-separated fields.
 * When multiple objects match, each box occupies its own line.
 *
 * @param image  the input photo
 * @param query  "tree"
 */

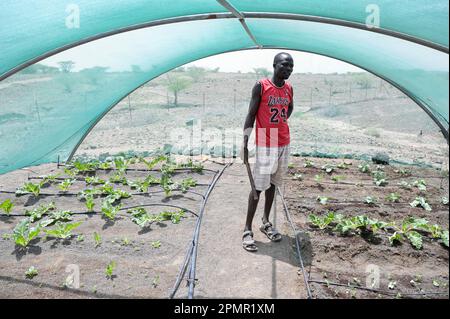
xmin=80 ymin=66 xmax=109 ymax=85
xmin=165 ymin=74 xmax=193 ymax=107
xmin=58 ymin=61 xmax=75 ymax=73
xmin=253 ymin=67 xmax=271 ymax=78
xmin=186 ymin=66 xmax=206 ymax=82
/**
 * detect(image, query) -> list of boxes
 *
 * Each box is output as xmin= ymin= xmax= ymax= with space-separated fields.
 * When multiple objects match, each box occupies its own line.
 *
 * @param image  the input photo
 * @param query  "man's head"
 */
xmin=273 ymin=52 xmax=294 ymax=80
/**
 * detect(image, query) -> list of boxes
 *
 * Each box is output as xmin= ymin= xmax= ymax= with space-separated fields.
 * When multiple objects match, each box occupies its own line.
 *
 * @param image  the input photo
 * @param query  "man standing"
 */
xmin=242 ymin=52 xmax=294 ymax=252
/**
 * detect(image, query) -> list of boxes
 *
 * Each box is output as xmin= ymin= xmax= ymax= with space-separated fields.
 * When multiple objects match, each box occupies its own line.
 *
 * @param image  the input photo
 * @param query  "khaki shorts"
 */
xmin=252 ymin=145 xmax=290 ymax=191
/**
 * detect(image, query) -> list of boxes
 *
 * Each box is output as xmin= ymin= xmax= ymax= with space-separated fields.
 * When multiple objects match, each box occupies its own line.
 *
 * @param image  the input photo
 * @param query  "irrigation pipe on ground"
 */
xmin=277 ymin=186 xmax=313 ymax=299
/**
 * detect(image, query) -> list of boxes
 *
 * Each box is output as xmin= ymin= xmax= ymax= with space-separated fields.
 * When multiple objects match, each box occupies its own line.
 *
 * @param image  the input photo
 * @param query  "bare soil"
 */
xmin=283 ymin=157 xmax=449 ymax=299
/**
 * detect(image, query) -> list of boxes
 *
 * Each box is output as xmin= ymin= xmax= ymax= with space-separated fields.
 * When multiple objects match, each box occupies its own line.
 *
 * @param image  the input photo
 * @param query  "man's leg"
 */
xmin=244 ymin=190 xmax=261 ymax=231
xmin=262 ymin=183 xmax=275 ymax=225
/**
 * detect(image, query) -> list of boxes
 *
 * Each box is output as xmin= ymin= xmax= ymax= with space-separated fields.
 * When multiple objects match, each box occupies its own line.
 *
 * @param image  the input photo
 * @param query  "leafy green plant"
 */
xmin=58 ymin=178 xmax=76 ymax=192
xmin=0 ymin=199 xmax=14 ymax=215
xmin=386 ymin=193 xmax=401 ymax=203
xmin=98 ymin=161 xmax=113 ymax=170
xmin=308 ymin=212 xmax=341 ymax=230
xmin=72 ymin=160 xmax=98 ymax=173
xmin=180 ymin=177 xmax=197 ymax=193
xmin=94 ymin=232 xmax=102 ymax=247
xmin=394 ymin=169 xmax=411 ymax=176
xmin=109 ymin=172 xmax=128 ymax=185
xmin=321 ymin=164 xmax=335 ymax=174
xmin=105 ymin=261 xmax=116 ymax=279
xmin=151 ymin=240 xmax=161 ymax=249
xmin=332 ymin=175 xmax=344 ymax=183
xmin=178 ymin=159 xmax=204 ymax=173
xmin=16 ymin=182 xmax=41 ymax=197
xmin=25 ymin=266 xmax=38 ymax=279
xmin=40 ymin=173 xmax=61 ymax=185
xmin=314 ymin=174 xmax=324 ymax=183
xmin=398 ymin=181 xmax=412 ymax=190
xmin=13 ymin=219 xmax=41 ymax=247
xmin=337 ymin=162 xmax=351 ymax=169
xmin=160 ymin=174 xmax=176 ymax=196
xmin=441 ymin=197 xmax=449 ymax=205
xmin=365 ymin=196 xmax=377 ymax=205
xmin=441 ymin=230 xmax=449 ymax=247
xmin=40 ymin=210 xmax=73 ymax=227
xmin=358 ymin=163 xmax=371 ymax=174
xmin=114 ymin=157 xmax=129 ymax=172
xmin=372 ymin=170 xmax=387 ymax=186
xmin=413 ymin=179 xmax=427 ymax=192
xmin=85 ymin=176 xmax=105 ymax=185
xmin=101 ymin=200 xmax=122 ymax=220
xmin=304 ymin=160 xmax=315 ymax=168
xmin=128 ymin=179 xmax=151 ymax=193
xmin=128 ymin=208 xmax=154 ymax=228
xmin=410 ymin=197 xmax=432 ymax=211
xmin=292 ymin=173 xmax=303 ymax=181
xmin=44 ymin=221 xmax=82 ymax=239
xmin=25 ymin=202 xmax=56 ymax=222
xmin=64 ymin=167 xmax=77 ymax=178
xmin=84 ymin=194 xmax=95 ymax=212
xmin=139 ymin=155 xmax=167 ymax=170
xmin=158 ymin=210 xmax=185 ymax=224
xmin=316 ymin=196 xmax=329 ymax=205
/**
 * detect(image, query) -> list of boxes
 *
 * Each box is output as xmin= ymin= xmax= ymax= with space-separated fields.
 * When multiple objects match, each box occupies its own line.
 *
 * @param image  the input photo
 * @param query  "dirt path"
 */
xmin=190 ymin=162 xmax=305 ymax=299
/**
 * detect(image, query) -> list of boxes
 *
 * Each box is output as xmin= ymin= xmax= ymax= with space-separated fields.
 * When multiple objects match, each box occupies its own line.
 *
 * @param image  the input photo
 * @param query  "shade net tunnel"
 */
xmin=0 ymin=0 xmax=448 ymax=174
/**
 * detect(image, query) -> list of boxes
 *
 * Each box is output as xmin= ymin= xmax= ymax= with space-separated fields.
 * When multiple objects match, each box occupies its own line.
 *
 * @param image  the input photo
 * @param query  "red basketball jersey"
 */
xmin=255 ymin=78 xmax=292 ymax=147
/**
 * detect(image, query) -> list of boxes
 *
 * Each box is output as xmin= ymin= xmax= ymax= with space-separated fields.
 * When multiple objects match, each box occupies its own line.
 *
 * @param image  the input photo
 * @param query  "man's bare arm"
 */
xmin=243 ymin=82 xmax=262 ymax=145
xmin=287 ymin=88 xmax=294 ymax=118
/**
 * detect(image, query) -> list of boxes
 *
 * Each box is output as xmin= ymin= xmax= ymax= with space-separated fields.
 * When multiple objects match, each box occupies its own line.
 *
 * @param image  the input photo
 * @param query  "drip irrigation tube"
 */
xmin=0 ymin=203 xmax=198 ymax=218
xmin=169 ymin=163 xmax=231 ymax=299
xmin=308 ymin=279 xmax=449 ymax=297
xmin=187 ymin=163 xmax=231 ymax=299
xmin=277 ymin=186 xmax=313 ymax=299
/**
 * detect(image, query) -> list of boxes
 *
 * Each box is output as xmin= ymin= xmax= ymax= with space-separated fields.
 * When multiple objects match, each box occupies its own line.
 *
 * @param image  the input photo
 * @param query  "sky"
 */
xmin=184 ymin=49 xmax=363 ymax=74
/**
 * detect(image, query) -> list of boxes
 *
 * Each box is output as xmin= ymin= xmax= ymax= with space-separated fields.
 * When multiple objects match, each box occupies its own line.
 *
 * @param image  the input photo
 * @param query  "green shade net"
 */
xmin=1 ymin=0 xmax=447 ymax=78
xmin=0 ymin=1 xmax=448 ymax=174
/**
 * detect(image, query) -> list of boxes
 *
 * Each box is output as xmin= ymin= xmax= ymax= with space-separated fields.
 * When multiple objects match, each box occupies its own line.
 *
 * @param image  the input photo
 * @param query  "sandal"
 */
xmin=242 ymin=230 xmax=258 ymax=252
xmin=260 ymin=221 xmax=282 ymax=242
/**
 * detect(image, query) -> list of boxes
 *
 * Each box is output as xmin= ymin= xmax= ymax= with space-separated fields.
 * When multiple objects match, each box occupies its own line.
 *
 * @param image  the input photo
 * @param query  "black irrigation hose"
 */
xmin=169 ymin=163 xmax=231 ymax=299
xmin=277 ymin=186 xmax=313 ymax=300
xmin=308 ymin=279 xmax=449 ymax=297
xmin=0 ymin=204 xmax=198 ymax=218
xmin=187 ymin=163 xmax=231 ymax=299
xmin=59 ymin=163 xmax=218 ymax=174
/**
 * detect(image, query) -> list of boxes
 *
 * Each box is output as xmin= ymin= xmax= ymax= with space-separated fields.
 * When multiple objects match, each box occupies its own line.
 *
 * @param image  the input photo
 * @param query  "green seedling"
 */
xmin=372 ymin=170 xmax=387 ymax=186
xmin=386 ymin=193 xmax=401 ymax=203
xmin=292 ymin=173 xmax=303 ymax=181
xmin=16 ymin=182 xmax=41 ymax=197
xmin=0 ymin=199 xmax=14 ymax=215
xmin=441 ymin=230 xmax=449 ymax=247
xmin=128 ymin=179 xmax=151 ymax=193
xmin=177 ymin=159 xmax=204 ymax=173
xmin=358 ymin=163 xmax=371 ymax=174
xmin=64 ymin=167 xmax=78 ymax=178
xmin=398 ymin=181 xmax=412 ymax=190
xmin=394 ymin=169 xmax=411 ymax=176
xmin=151 ymin=240 xmax=161 ymax=249
xmin=72 ymin=160 xmax=98 ymax=173
xmin=332 ymin=175 xmax=344 ymax=182
xmin=58 ymin=178 xmax=76 ymax=192
xmin=77 ymin=234 xmax=85 ymax=242
xmin=26 ymin=202 xmax=56 ymax=222
xmin=365 ymin=196 xmax=377 ymax=205
xmin=84 ymin=194 xmax=95 ymax=212
xmin=303 ymin=160 xmax=315 ymax=168
xmin=105 ymin=261 xmax=116 ymax=279
xmin=85 ymin=176 xmax=105 ymax=185
xmin=101 ymin=200 xmax=122 ymax=220
xmin=152 ymin=275 xmax=160 ymax=288
xmin=413 ymin=179 xmax=427 ymax=192
xmin=40 ymin=173 xmax=61 ymax=185
xmin=25 ymin=266 xmax=38 ymax=279
xmin=316 ymin=196 xmax=329 ymax=205
xmin=109 ymin=172 xmax=128 ymax=185
xmin=180 ymin=177 xmax=197 ymax=193
xmin=40 ymin=210 xmax=73 ymax=227
xmin=308 ymin=212 xmax=342 ymax=230
xmin=158 ymin=210 xmax=185 ymax=224
xmin=410 ymin=197 xmax=432 ymax=211
xmin=337 ymin=162 xmax=351 ymax=169
xmin=13 ymin=219 xmax=41 ymax=247
xmin=94 ymin=232 xmax=102 ymax=247
xmin=114 ymin=157 xmax=129 ymax=172
xmin=44 ymin=221 xmax=82 ymax=239
xmin=314 ymin=174 xmax=324 ymax=183
xmin=442 ymin=197 xmax=449 ymax=205
xmin=140 ymin=155 xmax=167 ymax=170
xmin=321 ymin=164 xmax=335 ymax=174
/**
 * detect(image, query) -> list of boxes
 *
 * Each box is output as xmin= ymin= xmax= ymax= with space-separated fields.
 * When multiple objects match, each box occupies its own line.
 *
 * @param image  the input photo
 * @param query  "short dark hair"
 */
xmin=273 ymin=52 xmax=293 ymax=66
